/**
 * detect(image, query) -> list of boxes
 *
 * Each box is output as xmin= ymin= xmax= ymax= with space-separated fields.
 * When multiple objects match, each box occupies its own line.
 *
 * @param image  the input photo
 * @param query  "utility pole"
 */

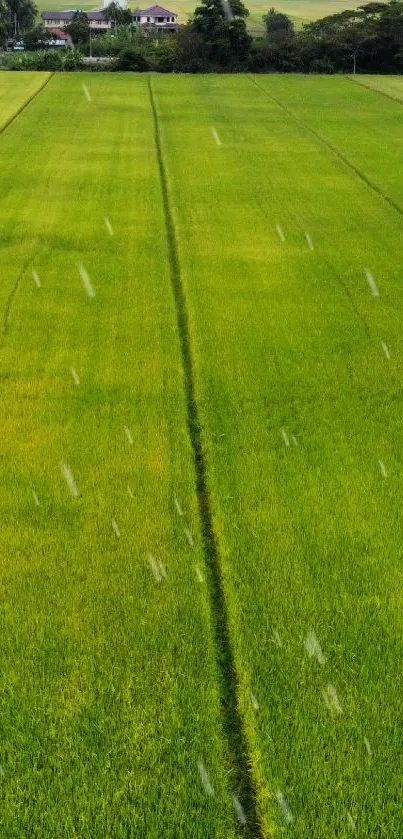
xmin=350 ymin=47 xmax=361 ymax=75
xmin=89 ymin=25 xmax=92 ymax=57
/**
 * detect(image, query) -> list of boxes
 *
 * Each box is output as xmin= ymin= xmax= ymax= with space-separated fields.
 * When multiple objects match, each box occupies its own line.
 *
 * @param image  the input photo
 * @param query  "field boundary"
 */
xmin=248 ymin=75 xmax=403 ymax=220
xmin=147 ymin=75 xmax=265 ymax=839
xmin=0 ymin=73 xmax=54 ymax=137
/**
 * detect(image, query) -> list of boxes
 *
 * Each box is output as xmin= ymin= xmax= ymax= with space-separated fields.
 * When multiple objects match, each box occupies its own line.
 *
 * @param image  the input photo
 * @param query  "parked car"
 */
xmin=13 ymin=42 xmax=25 ymax=51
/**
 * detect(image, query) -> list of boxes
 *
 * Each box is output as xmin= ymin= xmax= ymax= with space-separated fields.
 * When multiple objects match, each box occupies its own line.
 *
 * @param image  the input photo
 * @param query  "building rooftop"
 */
xmin=137 ymin=5 xmax=176 ymax=14
xmin=49 ymin=27 xmax=69 ymax=37
xmin=42 ymin=10 xmax=75 ymax=18
xmin=42 ymin=4 xmax=177 ymax=19
xmin=42 ymin=9 xmax=110 ymax=17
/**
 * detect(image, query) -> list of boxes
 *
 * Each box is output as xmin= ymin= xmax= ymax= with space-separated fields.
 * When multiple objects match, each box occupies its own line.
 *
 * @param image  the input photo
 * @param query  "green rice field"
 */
xmin=0 ymin=73 xmax=51 ymax=130
xmin=0 ymin=72 xmax=402 ymax=838
xmin=351 ymin=73 xmax=403 ymax=102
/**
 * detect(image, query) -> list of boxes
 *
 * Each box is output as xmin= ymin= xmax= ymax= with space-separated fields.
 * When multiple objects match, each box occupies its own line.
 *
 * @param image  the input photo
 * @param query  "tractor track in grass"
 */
xmin=1 ymin=274 xmax=22 ymax=346
xmin=0 ymin=73 xmax=54 ymax=137
xmin=1 ymin=252 xmax=46 ymax=350
xmin=1 ymin=258 xmax=35 ymax=349
xmin=247 ymin=75 xmax=403 ymax=221
xmin=148 ymin=75 xmax=265 ymax=839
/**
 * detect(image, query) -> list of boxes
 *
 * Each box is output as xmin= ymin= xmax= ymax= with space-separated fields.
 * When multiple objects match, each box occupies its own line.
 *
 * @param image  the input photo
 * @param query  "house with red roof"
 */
xmin=48 ymin=27 xmax=72 ymax=46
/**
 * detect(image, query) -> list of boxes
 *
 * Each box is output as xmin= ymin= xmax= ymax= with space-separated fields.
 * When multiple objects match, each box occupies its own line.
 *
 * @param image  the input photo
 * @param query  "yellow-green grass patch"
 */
xmin=0 ymin=73 xmax=51 ymax=132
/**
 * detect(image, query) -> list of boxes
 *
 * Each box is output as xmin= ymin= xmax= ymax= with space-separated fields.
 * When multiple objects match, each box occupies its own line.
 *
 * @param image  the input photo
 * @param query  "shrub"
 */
xmin=2 ymin=48 xmax=83 ymax=71
xmin=153 ymin=37 xmax=180 ymax=72
xmin=114 ymin=46 xmax=150 ymax=70
xmin=309 ymin=56 xmax=335 ymax=73
xmin=62 ymin=48 xmax=83 ymax=70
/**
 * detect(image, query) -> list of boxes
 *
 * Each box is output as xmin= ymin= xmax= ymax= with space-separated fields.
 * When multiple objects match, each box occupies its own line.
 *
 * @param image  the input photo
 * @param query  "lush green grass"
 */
xmin=152 ymin=73 xmax=403 ymax=837
xmin=38 ymin=0 xmax=96 ymax=9
xmin=268 ymin=0 xmax=360 ymax=21
xmin=261 ymin=74 xmax=403 ymax=210
xmin=0 ymin=73 xmax=50 ymax=130
xmin=0 ymin=73 xmax=237 ymax=838
xmin=243 ymin=0 xmax=360 ymax=32
xmin=246 ymin=8 xmax=309 ymax=33
xmin=353 ymin=73 xmax=403 ymax=103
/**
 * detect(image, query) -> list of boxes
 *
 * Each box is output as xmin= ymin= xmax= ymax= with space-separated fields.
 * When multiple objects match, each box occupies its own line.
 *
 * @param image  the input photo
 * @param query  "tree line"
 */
xmin=2 ymin=0 xmax=403 ymax=73
xmin=0 ymin=0 xmax=36 ymax=41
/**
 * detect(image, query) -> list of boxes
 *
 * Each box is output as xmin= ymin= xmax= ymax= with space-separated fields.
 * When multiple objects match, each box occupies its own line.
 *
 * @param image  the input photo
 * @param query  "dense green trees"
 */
xmin=263 ymin=6 xmax=294 ymax=36
xmin=256 ymin=0 xmax=403 ymax=73
xmin=65 ymin=10 xmax=90 ymax=52
xmin=0 ymin=0 xmax=36 ymax=39
xmin=2 ymin=0 xmax=403 ymax=73
xmin=22 ymin=23 xmax=50 ymax=49
xmin=187 ymin=0 xmax=403 ymax=72
xmin=301 ymin=1 xmax=403 ymax=72
xmin=103 ymin=2 xmax=133 ymax=27
xmin=0 ymin=0 xmax=7 ymax=41
xmin=191 ymin=0 xmax=252 ymax=65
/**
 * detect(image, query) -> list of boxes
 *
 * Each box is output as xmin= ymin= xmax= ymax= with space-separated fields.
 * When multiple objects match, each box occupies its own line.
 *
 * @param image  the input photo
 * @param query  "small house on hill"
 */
xmin=132 ymin=5 xmax=179 ymax=29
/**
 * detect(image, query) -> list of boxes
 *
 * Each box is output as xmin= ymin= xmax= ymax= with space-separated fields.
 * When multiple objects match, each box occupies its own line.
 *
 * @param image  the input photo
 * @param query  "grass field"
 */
xmin=0 ymin=72 xmax=402 ymax=838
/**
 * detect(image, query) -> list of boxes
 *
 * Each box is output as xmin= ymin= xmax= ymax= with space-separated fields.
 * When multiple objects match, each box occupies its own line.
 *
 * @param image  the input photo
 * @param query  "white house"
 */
xmin=42 ymin=11 xmax=78 ymax=29
xmin=132 ymin=5 xmax=178 ymax=28
xmin=42 ymin=10 xmax=112 ymax=30
xmin=86 ymin=11 xmax=112 ymax=29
